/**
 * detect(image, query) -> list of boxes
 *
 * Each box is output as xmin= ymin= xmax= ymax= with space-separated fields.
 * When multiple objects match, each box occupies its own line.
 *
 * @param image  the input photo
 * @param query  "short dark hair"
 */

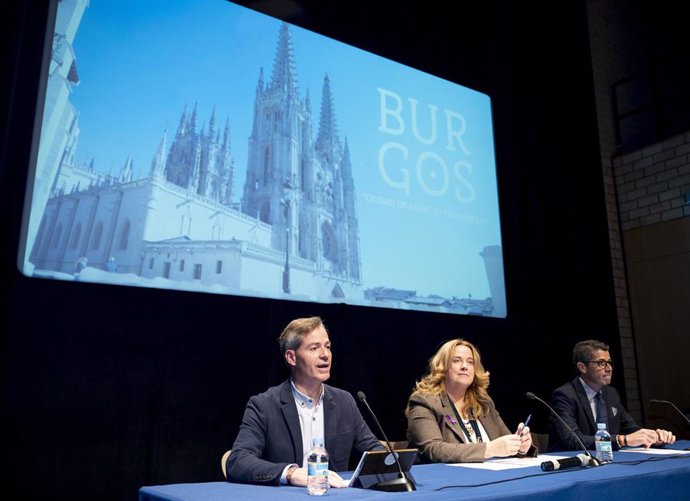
xmin=572 ymin=339 xmax=610 ymax=371
xmin=278 ymin=316 xmax=326 ymax=355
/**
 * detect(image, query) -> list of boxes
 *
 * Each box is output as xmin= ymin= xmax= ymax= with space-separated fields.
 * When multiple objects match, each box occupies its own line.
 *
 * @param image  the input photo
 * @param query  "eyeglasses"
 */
xmin=585 ymin=359 xmax=614 ymax=368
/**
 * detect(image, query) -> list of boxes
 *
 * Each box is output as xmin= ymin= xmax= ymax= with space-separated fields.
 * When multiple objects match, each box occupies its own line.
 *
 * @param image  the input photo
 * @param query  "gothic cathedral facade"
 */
xmin=29 ymin=21 xmax=362 ymax=301
xmin=241 ymin=23 xmax=361 ymax=285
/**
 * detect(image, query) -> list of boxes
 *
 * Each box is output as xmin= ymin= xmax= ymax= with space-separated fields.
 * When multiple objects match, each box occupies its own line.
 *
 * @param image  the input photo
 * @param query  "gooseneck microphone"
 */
xmin=525 ymin=392 xmax=601 ymax=467
xmin=650 ymin=399 xmax=690 ymax=426
xmin=356 ymin=391 xmax=416 ymax=492
xmin=540 ymin=453 xmax=590 ymax=471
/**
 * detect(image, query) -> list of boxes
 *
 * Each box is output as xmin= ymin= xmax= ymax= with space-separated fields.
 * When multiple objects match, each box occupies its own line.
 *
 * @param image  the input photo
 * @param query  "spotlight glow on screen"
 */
xmin=18 ymin=0 xmax=506 ymax=317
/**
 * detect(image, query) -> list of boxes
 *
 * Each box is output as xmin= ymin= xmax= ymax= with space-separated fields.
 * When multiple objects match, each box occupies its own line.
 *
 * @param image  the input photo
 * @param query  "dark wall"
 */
xmin=2 ymin=2 xmax=620 ymax=501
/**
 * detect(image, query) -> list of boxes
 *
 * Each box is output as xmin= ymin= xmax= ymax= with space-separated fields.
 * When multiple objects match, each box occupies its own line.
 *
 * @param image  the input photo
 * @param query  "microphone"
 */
xmin=650 ymin=399 xmax=690 ymax=426
xmin=356 ymin=391 xmax=416 ymax=492
xmin=541 ymin=453 xmax=590 ymax=471
xmin=525 ymin=392 xmax=600 ymax=467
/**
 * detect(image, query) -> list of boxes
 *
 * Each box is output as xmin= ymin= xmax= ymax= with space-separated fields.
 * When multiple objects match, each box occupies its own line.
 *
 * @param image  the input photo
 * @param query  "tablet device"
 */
xmin=349 ymin=449 xmax=418 ymax=489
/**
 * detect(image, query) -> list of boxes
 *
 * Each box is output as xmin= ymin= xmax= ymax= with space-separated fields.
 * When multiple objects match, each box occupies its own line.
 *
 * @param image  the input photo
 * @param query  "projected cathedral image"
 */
xmin=21 ymin=0 xmax=506 ymax=317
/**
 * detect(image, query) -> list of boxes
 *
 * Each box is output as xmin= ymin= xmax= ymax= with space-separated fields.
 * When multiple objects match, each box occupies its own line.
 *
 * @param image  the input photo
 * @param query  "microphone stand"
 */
xmin=357 ymin=391 xmax=416 ymax=492
xmin=650 ymin=399 xmax=690 ymax=426
xmin=526 ymin=392 xmax=601 ymax=466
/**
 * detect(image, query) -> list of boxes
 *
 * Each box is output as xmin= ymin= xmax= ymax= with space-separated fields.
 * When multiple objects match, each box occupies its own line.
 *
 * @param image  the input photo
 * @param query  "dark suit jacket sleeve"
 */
xmin=326 ymin=389 xmax=384 ymax=470
xmin=619 ymin=407 xmax=641 ymax=435
xmin=345 ymin=391 xmax=385 ymax=456
xmin=549 ymin=382 xmax=595 ymax=451
xmin=604 ymin=385 xmax=641 ymax=437
xmin=226 ymin=392 xmax=290 ymax=486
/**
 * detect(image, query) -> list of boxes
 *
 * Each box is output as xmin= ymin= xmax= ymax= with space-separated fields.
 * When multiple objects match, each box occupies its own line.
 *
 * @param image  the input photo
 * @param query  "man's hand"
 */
xmin=653 ymin=429 xmax=676 ymax=446
xmin=327 ymin=470 xmax=349 ymax=488
xmin=624 ymin=428 xmax=660 ymax=448
xmin=286 ymin=468 xmax=349 ymax=488
xmin=286 ymin=467 xmax=307 ymax=486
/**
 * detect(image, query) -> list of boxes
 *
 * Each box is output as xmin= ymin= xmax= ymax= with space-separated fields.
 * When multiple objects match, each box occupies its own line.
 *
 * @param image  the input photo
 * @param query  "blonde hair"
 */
xmin=410 ymin=339 xmax=491 ymax=417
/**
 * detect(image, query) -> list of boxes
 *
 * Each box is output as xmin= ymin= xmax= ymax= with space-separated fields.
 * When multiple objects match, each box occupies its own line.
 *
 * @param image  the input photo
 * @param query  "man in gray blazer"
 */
xmin=226 ymin=316 xmax=382 ymax=487
xmin=548 ymin=339 xmax=675 ymax=452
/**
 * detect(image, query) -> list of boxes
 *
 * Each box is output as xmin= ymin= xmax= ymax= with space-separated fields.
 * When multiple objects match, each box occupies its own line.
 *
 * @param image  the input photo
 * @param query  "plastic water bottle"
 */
xmin=307 ymin=441 xmax=329 ymax=496
xmin=594 ymin=422 xmax=613 ymax=463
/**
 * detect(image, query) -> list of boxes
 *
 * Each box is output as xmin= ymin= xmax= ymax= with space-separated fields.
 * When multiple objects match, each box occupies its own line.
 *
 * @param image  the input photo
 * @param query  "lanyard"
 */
xmin=448 ymin=397 xmax=483 ymax=443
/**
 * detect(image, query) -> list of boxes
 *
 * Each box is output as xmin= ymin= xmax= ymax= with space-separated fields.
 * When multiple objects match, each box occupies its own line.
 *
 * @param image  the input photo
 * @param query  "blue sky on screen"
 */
xmin=70 ymin=0 xmax=502 ymax=298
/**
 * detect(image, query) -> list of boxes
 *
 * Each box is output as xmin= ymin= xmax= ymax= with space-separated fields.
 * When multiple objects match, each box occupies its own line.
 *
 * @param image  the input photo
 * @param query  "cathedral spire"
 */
xmin=251 ymin=67 xmax=265 ymax=136
xmin=120 ymin=155 xmax=134 ymax=182
xmin=190 ymin=101 xmax=199 ymax=134
xmin=341 ymin=137 xmax=353 ymax=185
xmin=257 ymin=67 xmax=265 ymax=96
xmin=177 ymin=105 xmax=188 ymax=135
xmin=316 ymin=74 xmax=341 ymax=153
xmin=150 ymin=129 xmax=167 ymax=178
xmin=269 ymin=23 xmax=299 ymax=96
xmin=223 ymin=118 xmax=231 ymax=152
xmin=190 ymin=135 xmax=202 ymax=193
xmin=208 ymin=106 xmax=217 ymax=139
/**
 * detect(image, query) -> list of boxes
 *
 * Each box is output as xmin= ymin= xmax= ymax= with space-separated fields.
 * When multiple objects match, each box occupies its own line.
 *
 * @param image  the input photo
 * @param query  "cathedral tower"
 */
xmin=241 ymin=23 xmax=361 ymax=284
xmin=165 ymin=103 xmax=235 ymax=206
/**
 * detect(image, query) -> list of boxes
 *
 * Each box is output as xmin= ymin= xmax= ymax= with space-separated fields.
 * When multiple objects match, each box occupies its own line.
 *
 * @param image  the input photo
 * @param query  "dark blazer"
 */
xmin=226 ymin=379 xmax=382 ymax=485
xmin=548 ymin=377 xmax=641 ymax=452
xmin=407 ymin=391 xmax=537 ymax=463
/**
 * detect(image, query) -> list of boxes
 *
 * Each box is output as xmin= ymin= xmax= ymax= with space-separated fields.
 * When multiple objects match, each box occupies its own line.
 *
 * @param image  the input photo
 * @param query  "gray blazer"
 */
xmin=226 ymin=379 xmax=382 ymax=485
xmin=407 ymin=391 xmax=537 ymax=463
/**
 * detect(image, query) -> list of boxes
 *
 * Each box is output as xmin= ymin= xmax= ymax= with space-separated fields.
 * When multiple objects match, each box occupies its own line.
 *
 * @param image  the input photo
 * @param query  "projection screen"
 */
xmin=18 ymin=0 xmax=507 ymax=317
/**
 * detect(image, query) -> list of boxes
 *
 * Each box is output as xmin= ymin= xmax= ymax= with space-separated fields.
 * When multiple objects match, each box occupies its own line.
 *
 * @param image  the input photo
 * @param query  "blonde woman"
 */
xmin=406 ymin=339 xmax=536 ymax=463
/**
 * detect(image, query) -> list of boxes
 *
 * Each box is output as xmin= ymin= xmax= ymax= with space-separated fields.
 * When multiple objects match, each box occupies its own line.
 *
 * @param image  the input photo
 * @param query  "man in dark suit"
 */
xmin=226 ymin=316 xmax=383 ymax=487
xmin=548 ymin=339 xmax=675 ymax=452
